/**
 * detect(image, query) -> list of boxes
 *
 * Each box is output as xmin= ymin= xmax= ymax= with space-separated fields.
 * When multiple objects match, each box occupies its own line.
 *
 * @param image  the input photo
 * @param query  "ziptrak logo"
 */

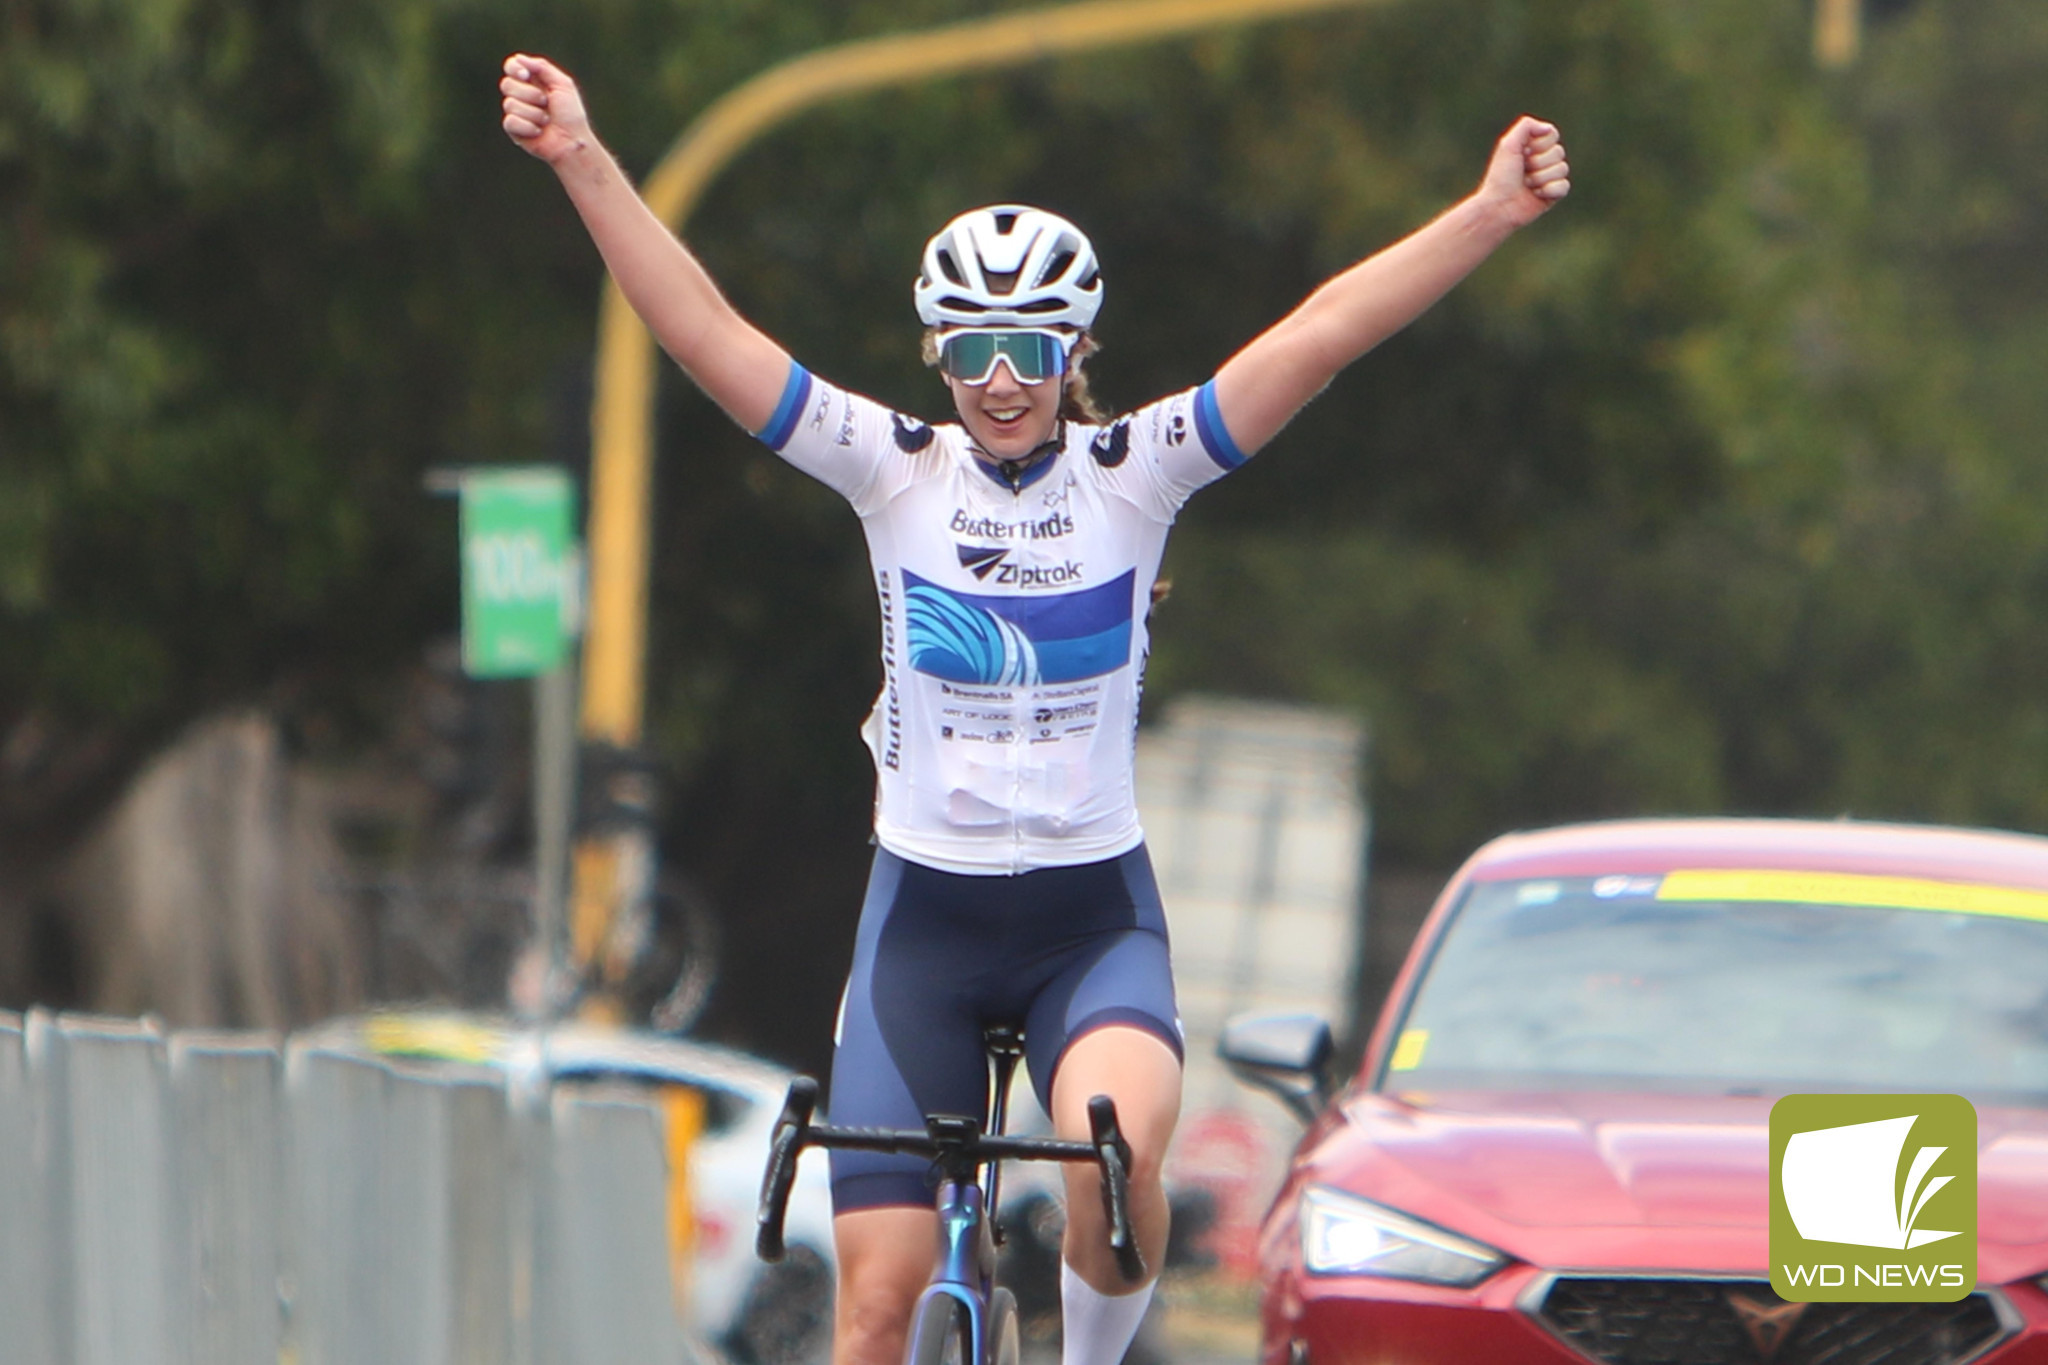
xmin=1770 ymin=1094 xmax=1976 ymax=1302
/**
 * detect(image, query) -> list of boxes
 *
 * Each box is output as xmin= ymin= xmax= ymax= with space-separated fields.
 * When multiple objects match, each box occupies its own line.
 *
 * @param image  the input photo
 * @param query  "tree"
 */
xmin=7 ymin=0 xmax=2048 ymax=1063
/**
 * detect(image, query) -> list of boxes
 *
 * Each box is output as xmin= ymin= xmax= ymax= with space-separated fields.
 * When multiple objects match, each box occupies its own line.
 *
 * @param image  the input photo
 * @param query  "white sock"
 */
xmin=1059 ymin=1259 xmax=1155 ymax=1365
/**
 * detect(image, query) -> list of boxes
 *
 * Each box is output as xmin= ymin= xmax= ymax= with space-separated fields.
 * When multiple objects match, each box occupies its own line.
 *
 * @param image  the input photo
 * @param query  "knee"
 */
xmin=1061 ymin=1138 xmax=1166 ymax=1210
xmin=1047 ymin=1027 xmax=1183 ymax=1151
xmin=834 ymin=1209 xmax=937 ymax=1361
xmin=1077 ymin=1129 xmax=1165 ymax=1187
xmin=837 ymin=1279 xmax=914 ymax=1340
xmin=834 ymin=1257 xmax=924 ymax=1365
xmin=1056 ymin=1094 xmax=1178 ymax=1194
xmin=1125 ymin=1140 xmax=1168 ymax=1192
xmin=838 ymin=1248 xmax=929 ymax=1316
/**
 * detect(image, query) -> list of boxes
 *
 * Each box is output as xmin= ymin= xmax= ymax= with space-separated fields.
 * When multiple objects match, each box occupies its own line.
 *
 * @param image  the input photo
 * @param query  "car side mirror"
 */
xmin=1217 ymin=1013 xmax=1334 ymax=1124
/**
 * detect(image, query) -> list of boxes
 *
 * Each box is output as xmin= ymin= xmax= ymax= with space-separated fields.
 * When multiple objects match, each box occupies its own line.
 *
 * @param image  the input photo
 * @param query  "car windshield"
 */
xmin=1383 ymin=870 xmax=2048 ymax=1103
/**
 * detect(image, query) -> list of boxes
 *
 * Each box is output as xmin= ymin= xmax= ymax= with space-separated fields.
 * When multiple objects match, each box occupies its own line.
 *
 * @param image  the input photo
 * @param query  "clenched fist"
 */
xmin=500 ymin=54 xmax=591 ymax=166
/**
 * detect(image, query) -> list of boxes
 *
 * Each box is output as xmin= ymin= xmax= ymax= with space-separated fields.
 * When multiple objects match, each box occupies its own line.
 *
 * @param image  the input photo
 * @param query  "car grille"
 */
xmin=1531 ymin=1277 xmax=2007 ymax=1365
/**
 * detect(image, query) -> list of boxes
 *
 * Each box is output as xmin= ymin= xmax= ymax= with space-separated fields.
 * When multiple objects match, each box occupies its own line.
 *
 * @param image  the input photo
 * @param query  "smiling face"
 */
xmin=944 ymin=359 xmax=1067 ymax=462
xmin=933 ymin=327 xmax=1077 ymax=463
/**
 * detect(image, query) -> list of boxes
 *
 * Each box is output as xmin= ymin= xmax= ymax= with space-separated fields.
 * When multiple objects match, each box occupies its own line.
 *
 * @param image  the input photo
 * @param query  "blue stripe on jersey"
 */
xmin=756 ymin=362 xmax=813 ymax=452
xmin=1194 ymin=379 xmax=1248 ymax=471
xmin=1034 ymin=621 xmax=1135 ymax=683
xmin=974 ymin=445 xmax=1063 ymax=492
xmin=909 ymin=568 xmax=1135 ymax=637
xmin=903 ymin=569 xmax=1135 ymax=685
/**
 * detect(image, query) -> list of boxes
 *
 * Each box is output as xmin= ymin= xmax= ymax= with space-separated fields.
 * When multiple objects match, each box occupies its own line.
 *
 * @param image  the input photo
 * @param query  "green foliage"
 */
xmin=6 ymin=0 xmax=2048 ymax=1011
xmin=2 ymin=0 xmax=479 ymax=831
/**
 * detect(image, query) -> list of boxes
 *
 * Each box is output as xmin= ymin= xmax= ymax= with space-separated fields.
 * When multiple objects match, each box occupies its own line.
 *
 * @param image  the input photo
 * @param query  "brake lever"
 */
xmin=1087 ymin=1094 xmax=1147 ymax=1284
xmin=756 ymin=1076 xmax=820 ymax=1262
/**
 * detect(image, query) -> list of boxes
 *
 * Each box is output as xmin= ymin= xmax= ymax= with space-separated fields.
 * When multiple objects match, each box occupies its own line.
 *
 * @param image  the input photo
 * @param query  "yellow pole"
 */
xmin=657 ymin=1084 xmax=708 ymax=1310
xmin=572 ymin=0 xmax=1391 ymax=986
xmin=1814 ymin=0 xmax=1862 ymax=67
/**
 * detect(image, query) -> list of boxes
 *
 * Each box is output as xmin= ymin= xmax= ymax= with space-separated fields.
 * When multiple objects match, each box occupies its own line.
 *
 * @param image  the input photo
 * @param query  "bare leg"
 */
xmin=831 ymin=1206 xmax=937 ymax=1365
xmin=1048 ymin=1025 xmax=1183 ymax=1292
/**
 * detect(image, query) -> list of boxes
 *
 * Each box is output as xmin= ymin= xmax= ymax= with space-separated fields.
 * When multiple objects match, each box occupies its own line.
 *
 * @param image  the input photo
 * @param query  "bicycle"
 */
xmin=755 ymin=1025 xmax=1147 ymax=1365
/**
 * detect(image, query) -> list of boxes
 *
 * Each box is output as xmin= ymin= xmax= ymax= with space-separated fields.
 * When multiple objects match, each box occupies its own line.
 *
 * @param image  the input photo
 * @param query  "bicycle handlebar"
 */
xmin=753 ymin=1076 xmax=1147 ymax=1283
xmin=755 ymin=1075 xmax=818 ymax=1262
xmin=1087 ymin=1095 xmax=1147 ymax=1284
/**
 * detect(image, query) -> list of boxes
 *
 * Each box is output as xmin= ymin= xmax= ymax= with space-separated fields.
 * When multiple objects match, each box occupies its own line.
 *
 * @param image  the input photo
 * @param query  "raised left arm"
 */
xmin=1211 ymin=117 xmax=1570 ymax=458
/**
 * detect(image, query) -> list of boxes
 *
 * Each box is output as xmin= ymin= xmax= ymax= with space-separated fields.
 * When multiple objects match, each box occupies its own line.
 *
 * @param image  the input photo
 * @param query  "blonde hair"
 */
xmin=922 ymin=328 xmax=1108 ymax=425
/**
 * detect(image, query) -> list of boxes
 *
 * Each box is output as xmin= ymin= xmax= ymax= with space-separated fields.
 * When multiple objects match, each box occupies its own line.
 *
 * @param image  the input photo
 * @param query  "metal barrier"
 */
xmin=1 ymin=1011 xmax=59 ymax=1365
xmin=539 ymin=1092 xmax=687 ymax=1365
xmin=0 ymin=1010 xmax=694 ymax=1365
xmin=175 ymin=1030 xmax=283 ymax=1365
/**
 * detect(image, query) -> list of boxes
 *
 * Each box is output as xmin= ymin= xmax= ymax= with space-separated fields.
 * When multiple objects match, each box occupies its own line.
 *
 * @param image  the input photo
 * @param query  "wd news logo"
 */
xmin=1769 ymin=1094 xmax=1976 ymax=1302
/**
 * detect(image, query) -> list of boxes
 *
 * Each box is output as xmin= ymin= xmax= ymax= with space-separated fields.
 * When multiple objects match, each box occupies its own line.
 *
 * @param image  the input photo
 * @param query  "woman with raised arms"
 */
xmin=501 ymin=52 xmax=1567 ymax=1365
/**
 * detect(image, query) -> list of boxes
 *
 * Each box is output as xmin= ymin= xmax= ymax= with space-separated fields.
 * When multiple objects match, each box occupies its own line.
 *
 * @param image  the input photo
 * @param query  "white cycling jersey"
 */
xmin=757 ymin=362 xmax=1251 ymax=874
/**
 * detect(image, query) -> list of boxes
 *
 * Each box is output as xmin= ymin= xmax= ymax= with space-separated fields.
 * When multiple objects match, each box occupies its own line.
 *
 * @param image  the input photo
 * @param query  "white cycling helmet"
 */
xmin=914 ymin=204 xmax=1103 ymax=329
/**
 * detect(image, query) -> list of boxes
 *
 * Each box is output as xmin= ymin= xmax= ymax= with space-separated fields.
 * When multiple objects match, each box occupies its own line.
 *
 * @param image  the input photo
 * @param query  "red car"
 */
xmin=1222 ymin=818 xmax=2048 ymax=1365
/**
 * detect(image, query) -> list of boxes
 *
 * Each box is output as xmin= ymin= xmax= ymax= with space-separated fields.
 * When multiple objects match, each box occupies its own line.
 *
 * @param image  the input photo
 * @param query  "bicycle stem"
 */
xmin=934 ymin=1179 xmax=998 ymax=1294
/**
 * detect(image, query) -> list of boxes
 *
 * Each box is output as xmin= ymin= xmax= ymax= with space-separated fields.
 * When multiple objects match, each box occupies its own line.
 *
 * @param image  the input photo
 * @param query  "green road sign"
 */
xmin=460 ymin=467 xmax=578 ymax=678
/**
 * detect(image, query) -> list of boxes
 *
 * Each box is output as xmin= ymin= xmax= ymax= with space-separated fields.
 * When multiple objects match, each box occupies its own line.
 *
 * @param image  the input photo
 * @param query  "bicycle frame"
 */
xmin=923 ymin=1177 xmax=999 ymax=1363
xmin=915 ymin=1028 xmax=1023 ymax=1365
xmin=755 ymin=1026 xmax=1143 ymax=1365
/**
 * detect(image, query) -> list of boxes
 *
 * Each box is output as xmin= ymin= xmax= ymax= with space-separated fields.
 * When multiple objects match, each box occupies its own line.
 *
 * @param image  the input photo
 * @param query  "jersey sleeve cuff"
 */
xmin=1194 ymin=379 xmax=1248 ymax=471
xmin=755 ymin=361 xmax=814 ymax=452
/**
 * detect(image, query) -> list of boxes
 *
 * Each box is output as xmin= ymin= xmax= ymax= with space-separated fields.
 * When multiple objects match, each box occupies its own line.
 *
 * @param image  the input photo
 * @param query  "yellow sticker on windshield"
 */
xmin=364 ymin=1012 xmax=504 ymax=1064
xmin=1657 ymin=869 xmax=2048 ymax=925
xmin=1389 ymin=1028 xmax=1430 ymax=1071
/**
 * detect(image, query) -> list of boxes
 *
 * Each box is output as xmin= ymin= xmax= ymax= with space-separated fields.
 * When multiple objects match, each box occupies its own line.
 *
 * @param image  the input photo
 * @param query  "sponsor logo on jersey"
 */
xmin=875 ymin=570 xmax=903 ymax=770
xmin=957 ymin=545 xmax=1007 ymax=580
xmin=994 ymin=560 xmax=1083 ymax=588
xmin=1089 ymin=420 xmax=1131 ymax=468
xmin=954 ymin=543 xmax=1085 ymax=588
xmin=949 ymin=509 xmax=1074 ymax=541
xmin=1149 ymin=398 xmax=1192 ymax=447
xmin=904 ymin=569 xmax=1134 ymax=686
xmin=891 ymin=413 xmax=935 ymax=452
xmin=1033 ymin=699 xmax=1099 ymax=726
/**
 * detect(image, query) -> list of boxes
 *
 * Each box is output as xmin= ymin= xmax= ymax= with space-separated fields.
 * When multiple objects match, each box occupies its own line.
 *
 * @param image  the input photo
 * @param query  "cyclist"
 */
xmin=501 ymin=52 xmax=1567 ymax=1365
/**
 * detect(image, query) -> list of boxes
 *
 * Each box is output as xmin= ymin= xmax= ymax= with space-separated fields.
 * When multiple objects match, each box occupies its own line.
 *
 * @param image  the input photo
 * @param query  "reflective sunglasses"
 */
xmin=937 ymin=329 xmax=1073 ymax=386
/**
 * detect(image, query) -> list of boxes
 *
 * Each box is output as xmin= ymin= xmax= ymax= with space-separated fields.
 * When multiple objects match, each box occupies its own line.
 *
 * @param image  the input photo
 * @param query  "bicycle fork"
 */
xmin=918 ymin=1180 xmax=999 ymax=1359
xmin=915 ymin=1026 xmax=1022 ymax=1364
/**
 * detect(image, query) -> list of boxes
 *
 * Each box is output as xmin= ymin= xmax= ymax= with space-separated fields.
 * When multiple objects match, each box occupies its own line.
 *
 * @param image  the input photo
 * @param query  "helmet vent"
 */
xmin=914 ymin=204 xmax=1102 ymax=329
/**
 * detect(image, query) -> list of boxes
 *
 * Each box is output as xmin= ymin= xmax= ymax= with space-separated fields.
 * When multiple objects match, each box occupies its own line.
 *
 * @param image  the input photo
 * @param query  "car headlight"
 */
xmin=1299 ymin=1185 xmax=1506 ymax=1287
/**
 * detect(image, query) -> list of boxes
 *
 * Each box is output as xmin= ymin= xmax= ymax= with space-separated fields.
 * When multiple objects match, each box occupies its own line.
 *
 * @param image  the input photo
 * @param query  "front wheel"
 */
xmin=987 ymin=1288 xmax=1020 ymax=1365
xmin=910 ymin=1295 xmax=968 ymax=1365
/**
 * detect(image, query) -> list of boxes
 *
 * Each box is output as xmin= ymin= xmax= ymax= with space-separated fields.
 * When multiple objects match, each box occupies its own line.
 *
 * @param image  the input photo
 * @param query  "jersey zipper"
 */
xmin=981 ymin=443 xmax=1054 ymax=873
xmin=1006 ymin=472 xmax=1029 ymax=873
xmin=1011 ymin=714 xmax=1027 ymax=873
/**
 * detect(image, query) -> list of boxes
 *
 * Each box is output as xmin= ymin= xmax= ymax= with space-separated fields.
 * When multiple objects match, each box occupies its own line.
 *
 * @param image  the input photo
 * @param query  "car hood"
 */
xmin=1292 ymin=1090 xmax=2048 ymax=1283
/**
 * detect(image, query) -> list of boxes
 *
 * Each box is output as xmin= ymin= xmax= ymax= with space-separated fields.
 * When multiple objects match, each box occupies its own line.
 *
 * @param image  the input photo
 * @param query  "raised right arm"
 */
xmin=500 ymin=54 xmax=789 ymax=435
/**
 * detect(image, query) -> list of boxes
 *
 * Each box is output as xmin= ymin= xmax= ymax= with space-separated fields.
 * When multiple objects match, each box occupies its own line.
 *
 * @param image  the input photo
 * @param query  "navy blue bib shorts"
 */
xmin=825 ymin=843 xmax=1184 ymax=1213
